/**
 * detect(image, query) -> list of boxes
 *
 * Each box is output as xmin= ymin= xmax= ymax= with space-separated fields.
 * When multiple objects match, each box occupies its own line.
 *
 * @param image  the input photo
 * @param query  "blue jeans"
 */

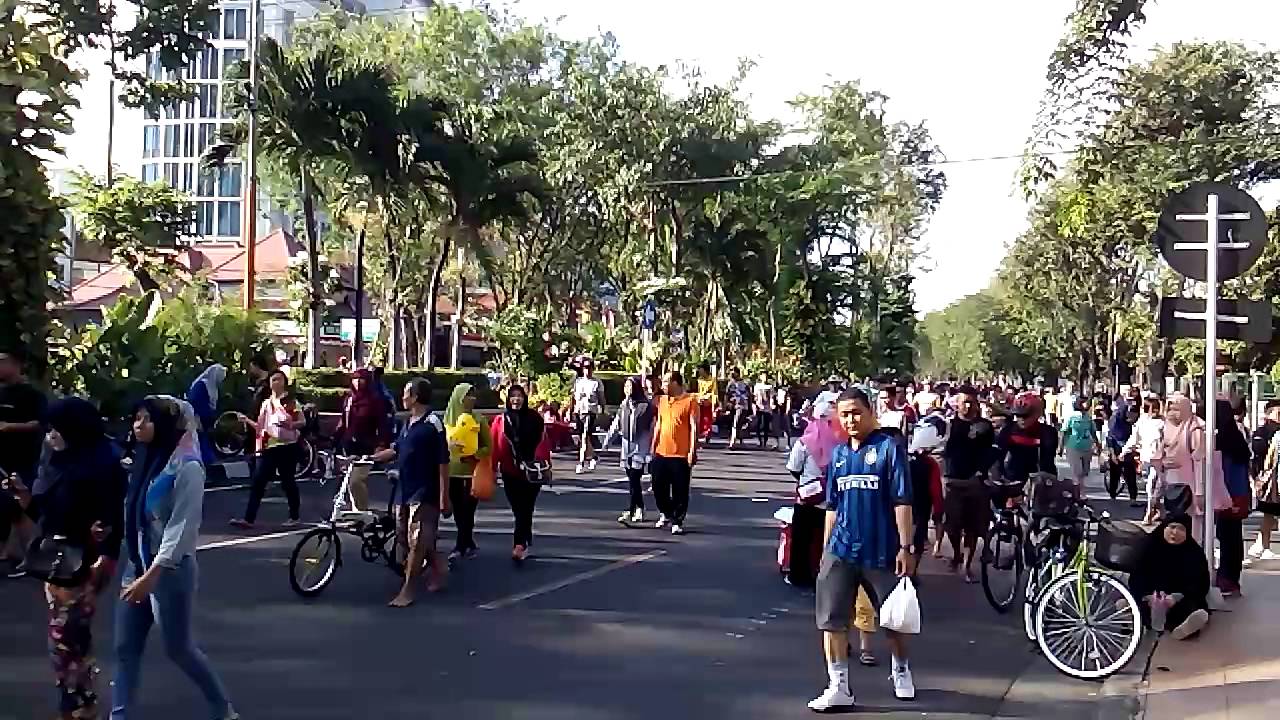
xmin=110 ymin=556 xmax=233 ymax=720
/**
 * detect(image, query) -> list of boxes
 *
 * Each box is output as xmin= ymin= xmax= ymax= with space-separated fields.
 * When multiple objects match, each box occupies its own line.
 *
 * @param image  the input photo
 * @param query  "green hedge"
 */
xmin=293 ymin=368 xmax=499 ymax=413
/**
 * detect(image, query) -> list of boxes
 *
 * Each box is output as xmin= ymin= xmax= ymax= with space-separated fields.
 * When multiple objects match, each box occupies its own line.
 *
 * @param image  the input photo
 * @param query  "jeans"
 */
xmin=502 ymin=474 xmax=541 ymax=548
xmin=650 ymin=456 xmax=691 ymax=525
xmin=625 ymin=466 xmax=646 ymax=513
xmin=448 ymin=476 xmax=479 ymax=552
xmin=111 ymin=557 xmax=232 ymax=720
xmin=244 ymin=442 xmax=300 ymax=523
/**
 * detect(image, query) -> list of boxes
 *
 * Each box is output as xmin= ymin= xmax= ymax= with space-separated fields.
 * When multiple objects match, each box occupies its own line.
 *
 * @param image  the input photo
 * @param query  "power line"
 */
xmin=642 ymin=131 xmax=1280 ymax=188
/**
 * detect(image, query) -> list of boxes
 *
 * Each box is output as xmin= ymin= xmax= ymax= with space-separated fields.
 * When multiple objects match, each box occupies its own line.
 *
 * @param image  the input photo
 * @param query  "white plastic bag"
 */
xmin=878 ymin=577 xmax=921 ymax=634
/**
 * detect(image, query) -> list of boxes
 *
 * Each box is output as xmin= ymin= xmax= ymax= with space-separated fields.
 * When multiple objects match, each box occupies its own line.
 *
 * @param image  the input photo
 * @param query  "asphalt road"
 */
xmin=0 ymin=445 xmax=1149 ymax=720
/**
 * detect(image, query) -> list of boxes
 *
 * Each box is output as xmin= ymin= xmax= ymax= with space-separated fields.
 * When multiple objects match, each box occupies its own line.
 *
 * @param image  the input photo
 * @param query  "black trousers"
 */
xmin=650 ymin=456 xmax=691 ymax=524
xmin=789 ymin=503 xmax=825 ymax=587
xmin=625 ymin=466 xmax=646 ymax=513
xmin=1216 ymin=514 xmax=1244 ymax=586
xmin=244 ymin=443 xmax=300 ymax=523
xmin=754 ymin=410 xmax=772 ymax=444
xmin=448 ymin=476 xmax=479 ymax=552
xmin=0 ymin=493 xmax=26 ymax=545
xmin=1107 ymin=455 xmax=1138 ymax=501
xmin=502 ymin=473 xmax=541 ymax=548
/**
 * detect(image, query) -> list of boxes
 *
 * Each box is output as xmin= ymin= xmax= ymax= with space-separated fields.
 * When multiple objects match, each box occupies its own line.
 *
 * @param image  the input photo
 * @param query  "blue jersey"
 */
xmin=825 ymin=429 xmax=912 ymax=569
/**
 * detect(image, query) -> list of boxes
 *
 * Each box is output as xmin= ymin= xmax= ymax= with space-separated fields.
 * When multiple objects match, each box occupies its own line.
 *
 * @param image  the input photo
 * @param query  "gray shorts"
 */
xmin=815 ymin=552 xmax=897 ymax=632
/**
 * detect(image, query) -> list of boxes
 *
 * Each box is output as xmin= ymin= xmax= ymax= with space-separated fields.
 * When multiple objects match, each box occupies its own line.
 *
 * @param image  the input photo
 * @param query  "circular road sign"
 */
xmin=1154 ymin=182 xmax=1268 ymax=282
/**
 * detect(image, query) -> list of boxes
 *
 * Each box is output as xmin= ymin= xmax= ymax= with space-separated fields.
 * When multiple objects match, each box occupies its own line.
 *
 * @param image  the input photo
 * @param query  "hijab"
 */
xmin=125 ymin=396 xmax=201 ymax=570
xmin=444 ymin=383 xmax=474 ymax=427
xmin=37 ymin=397 xmax=114 ymax=496
xmin=195 ymin=364 xmax=227 ymax=404
xmin=503 ymin=385 xmax=544 ymax=462
xmin=1129 ymin=513 xmax=1209 ymax=605
xmin=800 ymin=405 xmax=843 ymax=472
xmin=1214 ymin=398 xmax=1251 ymax=464
xmin=1161 ymin=393 xmax=1203 ymax=460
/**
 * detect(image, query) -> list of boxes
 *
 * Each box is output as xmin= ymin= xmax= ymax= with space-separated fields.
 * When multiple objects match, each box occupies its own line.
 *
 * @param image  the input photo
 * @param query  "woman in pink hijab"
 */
xmin=1155 ymin=393 xmax=1206 ymax=537
xmin=783 ymin=406 xmax=845 ymax=587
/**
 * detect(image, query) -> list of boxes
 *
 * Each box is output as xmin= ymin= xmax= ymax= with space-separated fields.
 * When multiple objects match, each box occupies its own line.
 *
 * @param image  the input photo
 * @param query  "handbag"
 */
xmin=1257 ymin=461 xmax=1280 ymax=516
xmin=520 ymin=460 xmax=553 ymax=486
xmin=21 ymin=535 xmax=88 ymax=588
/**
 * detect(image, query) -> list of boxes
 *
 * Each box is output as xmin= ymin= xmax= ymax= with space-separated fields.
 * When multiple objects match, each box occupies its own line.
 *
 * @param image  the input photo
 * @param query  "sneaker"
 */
xmin=1248 ymin=542 xmax=1265 ymax=559
xmin=281 ymin=518 xmax=302 ymax=528
xmin=464 ymin=547 xmax=479 ymax=560
xmin=807 ymin=681 xmax=855 ymax=712
xmin=588 ymin=458 xmax=598 ymax=471
xmin=891 ymin=665 xmax=916 ymax=700
xmin=631 ymin=509 xmax=644 ymax=523
xmin=1171 ymin=608 xmax=1209 ymax=640
xmin=228 ymin=518 xmax=254 ymax=530
xmin=671 ymin=524 xmax=685 ymax=536
xmin=448 ymin=549 xmax=463 ymax=567
xmin=575 ymin=464 xmax=585 ymax=475
xmin=1260 ymin=549 xmax=1279 ymax=561
xmin=618 ymin=511 xmax=633 ymax=524
xmin=654 ymin=514 xmax=668 ymax=529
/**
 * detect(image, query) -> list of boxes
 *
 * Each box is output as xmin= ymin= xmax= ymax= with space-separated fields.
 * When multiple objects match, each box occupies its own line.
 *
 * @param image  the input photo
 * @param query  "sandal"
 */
xmin=859 ymin=650 xmax=878 ymax=667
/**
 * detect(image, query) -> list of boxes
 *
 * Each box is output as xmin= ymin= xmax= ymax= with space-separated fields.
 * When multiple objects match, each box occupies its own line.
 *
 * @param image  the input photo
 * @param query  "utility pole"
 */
xmin=241 ymin=0 xmax=261 ymax=309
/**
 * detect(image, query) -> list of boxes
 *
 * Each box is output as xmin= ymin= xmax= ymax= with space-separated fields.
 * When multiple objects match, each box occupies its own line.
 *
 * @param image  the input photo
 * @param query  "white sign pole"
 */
xmin=1202 ymin=193 xmax=1218 ymax=574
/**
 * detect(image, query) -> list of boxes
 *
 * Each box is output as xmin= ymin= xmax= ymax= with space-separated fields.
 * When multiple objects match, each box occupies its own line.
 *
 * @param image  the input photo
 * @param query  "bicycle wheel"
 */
xmin=1022 ymin=559 xmax=1056 ymax=642
xmin=289 ymin=527 xmax=341 ymax=598
xmin=981 ymin=522 xmax=1023 ymax=613
xmin=295 ymin=437 xmax=317 ymax=478
xmin=1034 ymin=570 xmax=1142 ymax=680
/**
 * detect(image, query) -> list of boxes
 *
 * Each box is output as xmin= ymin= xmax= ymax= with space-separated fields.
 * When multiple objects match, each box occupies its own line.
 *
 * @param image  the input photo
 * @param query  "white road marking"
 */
xmin=477 ymin=548 xmax=666 ymax=610
xmin=197 ymin=528 xmax=311 ymax=551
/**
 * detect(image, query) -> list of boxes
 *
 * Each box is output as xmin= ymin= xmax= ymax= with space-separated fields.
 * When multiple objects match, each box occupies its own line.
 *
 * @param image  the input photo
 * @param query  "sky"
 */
xmin=54 ymin=0 xmax=1280 ymax=311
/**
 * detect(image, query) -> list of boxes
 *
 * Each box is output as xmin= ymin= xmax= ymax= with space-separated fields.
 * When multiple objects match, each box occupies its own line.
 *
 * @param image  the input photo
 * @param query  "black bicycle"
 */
xmin=980 ymin=477 xmax=1030 ymax=613
xmin=287 ymin=457 xmax=402 ymax=598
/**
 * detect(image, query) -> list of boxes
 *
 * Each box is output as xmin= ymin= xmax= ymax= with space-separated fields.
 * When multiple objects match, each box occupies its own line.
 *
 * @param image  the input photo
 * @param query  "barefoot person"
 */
xmin=808 ymin=388 xmax=918 ymax=711
xmin=371 ymin=378 xmax=451 ymax=607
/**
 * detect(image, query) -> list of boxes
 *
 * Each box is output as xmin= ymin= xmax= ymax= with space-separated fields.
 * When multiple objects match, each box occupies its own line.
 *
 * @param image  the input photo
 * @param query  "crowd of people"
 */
xmin=6 ymin=338 xmax=1280 ymax=717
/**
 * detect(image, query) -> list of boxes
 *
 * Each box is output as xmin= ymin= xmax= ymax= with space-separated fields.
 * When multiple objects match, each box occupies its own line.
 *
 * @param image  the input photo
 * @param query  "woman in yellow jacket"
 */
xmin=444 ymin=383 xmax=492 ymax=565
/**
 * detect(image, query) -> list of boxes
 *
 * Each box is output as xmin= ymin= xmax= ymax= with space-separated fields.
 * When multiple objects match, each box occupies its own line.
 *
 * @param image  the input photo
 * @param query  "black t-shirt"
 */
xmin=0 ymin=381 xmax=47 ymax=479
xmin=943 ymin=416 xmax=995 ymax=480
xmin=1250 ymin=420 xmax=1280 ymax=477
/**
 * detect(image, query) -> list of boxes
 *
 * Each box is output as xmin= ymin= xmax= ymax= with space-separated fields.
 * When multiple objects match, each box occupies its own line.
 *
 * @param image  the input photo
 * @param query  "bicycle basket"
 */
xmin=1030 ymin=474 xmax=1078 ymax=516
xmin=1095 ymin=518 xmax=1147 ymax=573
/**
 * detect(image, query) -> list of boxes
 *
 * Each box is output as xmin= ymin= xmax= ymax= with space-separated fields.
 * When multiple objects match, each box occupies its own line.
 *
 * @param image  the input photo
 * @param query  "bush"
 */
xmin=291 ymin=368 xmax=499 ymax=413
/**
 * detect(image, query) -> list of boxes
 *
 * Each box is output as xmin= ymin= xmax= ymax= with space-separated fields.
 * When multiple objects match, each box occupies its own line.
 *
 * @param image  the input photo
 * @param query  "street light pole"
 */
xmin=241 ymin=0 xmax=261 ymax=309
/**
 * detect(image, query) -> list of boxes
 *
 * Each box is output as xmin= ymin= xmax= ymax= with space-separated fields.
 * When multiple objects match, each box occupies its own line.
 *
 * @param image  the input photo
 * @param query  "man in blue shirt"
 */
xmin=372 ymin=377 xmax=450 ymax=608
xmin=809 ymin=388 xmax=917 ymax=712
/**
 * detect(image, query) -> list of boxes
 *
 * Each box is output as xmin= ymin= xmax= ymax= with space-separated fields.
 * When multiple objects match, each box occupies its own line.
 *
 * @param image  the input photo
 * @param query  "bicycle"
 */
xmin=1032 ymin=501 xmax=1145 ymax=680
xmin=213 ymin=409 xmax=318 ymax=479
xmin=287 ymin=456 xmax=403 ymax=598
xmin=980 ymin=477 xmax=1030 ymax=613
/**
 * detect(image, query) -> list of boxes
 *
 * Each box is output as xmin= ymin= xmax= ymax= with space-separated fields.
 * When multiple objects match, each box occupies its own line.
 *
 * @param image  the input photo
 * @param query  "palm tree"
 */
xmin=205 ymin=36 xmax=397 ymax=369
xmin=402 ymin=106 xmax=544 ymax=370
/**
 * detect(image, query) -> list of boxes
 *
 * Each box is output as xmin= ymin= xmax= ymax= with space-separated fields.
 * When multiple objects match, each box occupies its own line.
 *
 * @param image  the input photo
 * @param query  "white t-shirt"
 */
xmin=754 ymin=382 xmax=775 ymax=409
xmin=573 ymin=377 xmax=604 ymax=415
xmin=914 ymin=391 xmax=939 ymax=414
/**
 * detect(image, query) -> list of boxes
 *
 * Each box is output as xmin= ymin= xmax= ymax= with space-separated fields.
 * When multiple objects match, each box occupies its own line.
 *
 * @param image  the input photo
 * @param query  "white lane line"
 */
xmin=476 ymin=548 xmax=666 ymax=611
xmin=197 ymin=528 xmax=311 ymax=551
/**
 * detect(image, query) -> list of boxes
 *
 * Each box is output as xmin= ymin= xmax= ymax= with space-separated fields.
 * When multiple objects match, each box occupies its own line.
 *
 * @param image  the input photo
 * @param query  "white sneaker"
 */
xmin=1260 ymin=549 xmax=1279 ymax=561
xmin=575 ymin=464 xmax=585 ymax=475
xmin=807 ymin=681 xmax=855 ymax=712
xmin=1248 ymin=542 xmax=1265 ymax=558
xmin=588 ymin=458 xmax=598 ymax=471
xmin=671 ymin=524 xmax=685 ymax=536
xmin=891 ymin=665 xmax=916 ymax=700
xmin=632 ymin=509 xmax=645 ymax=523
xmin=654 ymin=514 xmax=668 ymax=529
xmin=617 ymin=511 xmax=633 ymax=524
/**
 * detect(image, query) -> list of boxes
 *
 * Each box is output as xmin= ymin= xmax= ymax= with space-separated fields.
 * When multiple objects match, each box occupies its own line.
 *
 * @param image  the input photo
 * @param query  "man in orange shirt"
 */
xmin=650 ymin=371 xmax=700 ymax=535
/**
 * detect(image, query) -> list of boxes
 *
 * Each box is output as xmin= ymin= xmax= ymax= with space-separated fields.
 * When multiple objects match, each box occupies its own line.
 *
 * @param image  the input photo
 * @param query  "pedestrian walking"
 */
xmin=752 ymin=372 xmax=775 ymax=449
xmin=1213 ymin=398 xmax=1251 ymax=597
xmin=185 ymin=364 xmax=226 ymax=469
xmin=444 ymin=382 xmax=491 ymax=565
xmin=1154 ymin=393 xmax=1205 ymax=536
xmin=112 ymin=396 xmax=238 ymax=720
xmin=572 ymin=358 xmax=605 ymax=474
xmin=785 ymin=404 xmax=839 ymax=587
xmin=6 ymin=398 xmax=125 ymax=720
xmin=335 ymin=368 xmax=393 ymax=457
xmin=372 ymin=378 xmax=451 ymax=606
xmin=229 ymin=370 xmax=305 ymax=529
xmin=606 ymin=376 xmax=654 ymax=525
xmin=941 ymin=386 xmax=996 ymax=584
xmin=1060 ymin=396 xmax=1100 ymax=493
xmin=1124 ymin=398 xmax=1165 ymax=524
xmin=0 ymin=347 xmax=47 ymax=573
xmin=491 ymin=384 xmax=548 ymax=563
xmin=725 ymin=369 xmax=751 ymax=450
xmin=650 ymin=372 xmax=699 ymax=535
xmin=808 ymin=388 xmax=918 ymax=711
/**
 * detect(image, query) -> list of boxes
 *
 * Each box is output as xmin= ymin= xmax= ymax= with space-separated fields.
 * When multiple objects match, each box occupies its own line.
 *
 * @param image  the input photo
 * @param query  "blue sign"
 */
xmin=641 ymin=300 xmax=657 ymax=330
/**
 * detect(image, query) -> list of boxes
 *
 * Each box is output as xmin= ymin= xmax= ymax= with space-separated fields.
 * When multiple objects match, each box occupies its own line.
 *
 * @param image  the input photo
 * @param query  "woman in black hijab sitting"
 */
xmin=1129 ymin=513 xmax=1210 ymax=640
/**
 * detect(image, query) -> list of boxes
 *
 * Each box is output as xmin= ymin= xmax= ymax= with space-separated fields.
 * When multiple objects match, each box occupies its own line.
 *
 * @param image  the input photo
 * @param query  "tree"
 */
xmin=1 ymin=0 xmax=215 ymax=367
xmin=210 ymin=35 xmax=400 ymax=368
xmin=69 ymin=172 xmax=195 ymax=292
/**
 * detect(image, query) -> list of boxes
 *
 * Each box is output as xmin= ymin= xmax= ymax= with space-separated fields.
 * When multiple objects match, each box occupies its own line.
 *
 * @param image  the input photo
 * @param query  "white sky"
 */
xmin=55 ymin=0 xmax=1280 ymax=311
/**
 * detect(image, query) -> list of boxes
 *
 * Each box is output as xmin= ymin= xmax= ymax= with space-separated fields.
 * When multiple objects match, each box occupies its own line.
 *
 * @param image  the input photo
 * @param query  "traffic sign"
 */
xmin=641 ymin=299 xmax=657 ymax=330
xmin=1154 ymin=182 xmax=1267 ymax=282
xmin=1157 ymin=297 xmax=1273 ymax=343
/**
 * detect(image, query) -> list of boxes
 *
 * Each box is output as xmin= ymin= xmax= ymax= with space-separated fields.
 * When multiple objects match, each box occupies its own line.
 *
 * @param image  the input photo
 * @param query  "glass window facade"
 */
xmin=141 ymin=2 xmax=249 ymax=243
